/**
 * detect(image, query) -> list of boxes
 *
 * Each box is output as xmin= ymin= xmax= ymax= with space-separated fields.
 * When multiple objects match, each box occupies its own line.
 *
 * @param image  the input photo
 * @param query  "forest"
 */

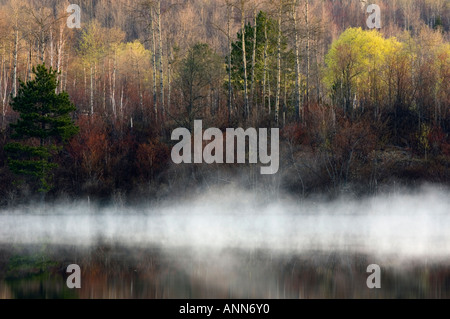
xmin=0 ymin=0 xmax=449 ymax=205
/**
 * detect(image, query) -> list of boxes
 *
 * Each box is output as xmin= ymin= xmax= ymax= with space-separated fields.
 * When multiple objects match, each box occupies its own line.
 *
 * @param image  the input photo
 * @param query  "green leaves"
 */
xmin=4 ymin=64 xmax=79 ymax=193
xmin=229 ymin=11 xmax=281 ymax=91
xmin=176 ymin=43 xmax=224 ymax=126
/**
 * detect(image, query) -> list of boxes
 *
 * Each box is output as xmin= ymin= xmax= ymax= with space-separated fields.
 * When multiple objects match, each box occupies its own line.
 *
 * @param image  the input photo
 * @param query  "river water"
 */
xmin=0 ymin=186 xmax=449 ymax=298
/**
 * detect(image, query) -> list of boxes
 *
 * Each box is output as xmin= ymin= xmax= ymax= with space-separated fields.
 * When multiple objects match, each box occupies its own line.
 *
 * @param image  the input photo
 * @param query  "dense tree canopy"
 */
xmin=0 ymin=0 xmax=448 ymax=203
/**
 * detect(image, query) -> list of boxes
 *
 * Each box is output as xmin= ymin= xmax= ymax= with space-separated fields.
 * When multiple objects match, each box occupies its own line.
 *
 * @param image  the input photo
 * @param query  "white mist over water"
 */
xmin=0 ymin=185 xmax=449 ymax=259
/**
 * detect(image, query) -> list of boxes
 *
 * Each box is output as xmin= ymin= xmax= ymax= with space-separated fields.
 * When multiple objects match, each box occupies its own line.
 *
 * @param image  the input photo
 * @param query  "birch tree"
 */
xmin=292 ymin=0 xmax=301 ymax=121
xmin=250 ymin=6 xmax=258 ymax=116
xmin=79 ymin=21 xmax=107 ymax=115
xmin=156 ymin=0 xmax=165 ymax=120
xmin=106 ymin=28 xmax=125 ymax=118
xmin=150 ymin=9 xmax=158 ymax=120
xmin=304 ymin=0 xmax=310 ymax=106
xmin=227 ymin=1 xmax=233 ymax=121
xmin=239 ymin=0 xmax=250 ymax=119
xmin=274 ymin=1 xmax=282 ymax=125
xmin=6 ymin=0 xmax=22 ymax=98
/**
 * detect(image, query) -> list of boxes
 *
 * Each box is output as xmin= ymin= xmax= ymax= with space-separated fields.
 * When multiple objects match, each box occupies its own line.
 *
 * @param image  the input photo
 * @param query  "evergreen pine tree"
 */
xmin=4 ymin=64 xmax=79 ymax=193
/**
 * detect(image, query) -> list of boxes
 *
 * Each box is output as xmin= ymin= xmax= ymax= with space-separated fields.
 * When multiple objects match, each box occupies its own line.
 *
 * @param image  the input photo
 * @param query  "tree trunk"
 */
xmin=315 ymin=47 xmax=320 ymax=105
xmin=275 ymin=3 xmax=282 ymax=125
xmin=157 ymin=0 xmax=165 ymax=121
xmin=1 ymin=55 xmax=8 ymax=131
xmin=120 ymin=86 xmax=124 ymax=117
xmin=167 ymin=42 xmax=172 ymax=115
xmin=263 ymin=22 xmax=268 ymax=115
xmin=227 ymin=3 xmax=232 ymax=122
xmin=0 ymin=53 xmax=3 ymax=129
xmin=241 ymin=0 xmax=249 ymax=119
xmin=283 ymin=69 xmax=287 ymax=127
xmin=305 ymin=0 xmax=310 ymax=106
xmin=84 ymin=66 xmax=87 ymax=106
xmin=150 ymin=10 xmax=158 ymax=121
xmin=40 ymin=26 xmax=45 ymax=63
xmin=103 ymin=62 xmax=106 ymax=111
xmin=293 ymin=1 xmax=301 ymax=121
xmin=13 ymin=28 xmax=18 ymax=97
xmin=90 ymin=65 xmax=94 ymax=115
xmin=50 ymin=27 xmax=54 ymax=69
xmin=108 ymin=57 xmax=112 ymax=114
xmin=250 ymin=8 xmax=257 ymax=117
xmin=27 ymin=40 xmax=32 ymax=81
xmin=111 ymin=50 xmax=117 ymax=118
xmin=137 ymin=59 xmax=143 ymax=112
xmin=64 ymin=49 xmax=69 ymax=92
xmin=268 ymin=67 xmax=271 ymax=115
xmin=56 ymin=24 xmax=65 ymax=93
xmin=56 ymin=26 xmax=63 ymax=73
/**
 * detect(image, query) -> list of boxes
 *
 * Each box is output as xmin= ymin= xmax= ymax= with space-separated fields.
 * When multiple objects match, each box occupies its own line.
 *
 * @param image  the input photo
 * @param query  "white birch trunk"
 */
xmin=227 ymin=3 xmax=232 ymax=121
xmin=263 ymin=23 xmax=268 ymax=114
xmin=241 ymin=0 xmax=249 ymax=119
xmin=157 ymin=0 xmax=165 ymax=119
xmin=250 ymin=8 xmax=257 ymax=116
xmin=275 ymin=3 xmax=282 ymax=125
xmin=293 ymin=2 xmax=301 ymax=121
xmin=12 ymin=28 xmax=18 ymax=97
xmin=150 ymin=10 xmax=158 ymax=120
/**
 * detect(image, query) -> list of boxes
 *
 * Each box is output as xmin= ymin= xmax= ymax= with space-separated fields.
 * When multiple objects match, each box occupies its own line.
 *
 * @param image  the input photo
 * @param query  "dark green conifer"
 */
xmin=4 ymin=64 xmax=79 ymax=193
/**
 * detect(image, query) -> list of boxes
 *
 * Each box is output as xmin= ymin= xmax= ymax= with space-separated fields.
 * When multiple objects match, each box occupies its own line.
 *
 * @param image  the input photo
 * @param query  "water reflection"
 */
xmin=1 ymin=244 xmax=449 ymax=299
xmin=1 ymin=188 xmax=449 ymax=298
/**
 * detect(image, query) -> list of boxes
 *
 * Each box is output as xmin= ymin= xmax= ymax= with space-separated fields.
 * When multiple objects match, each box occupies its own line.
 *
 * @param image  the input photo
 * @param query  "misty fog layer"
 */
xmin=1 ymin=186 xmax=449 ymax=259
